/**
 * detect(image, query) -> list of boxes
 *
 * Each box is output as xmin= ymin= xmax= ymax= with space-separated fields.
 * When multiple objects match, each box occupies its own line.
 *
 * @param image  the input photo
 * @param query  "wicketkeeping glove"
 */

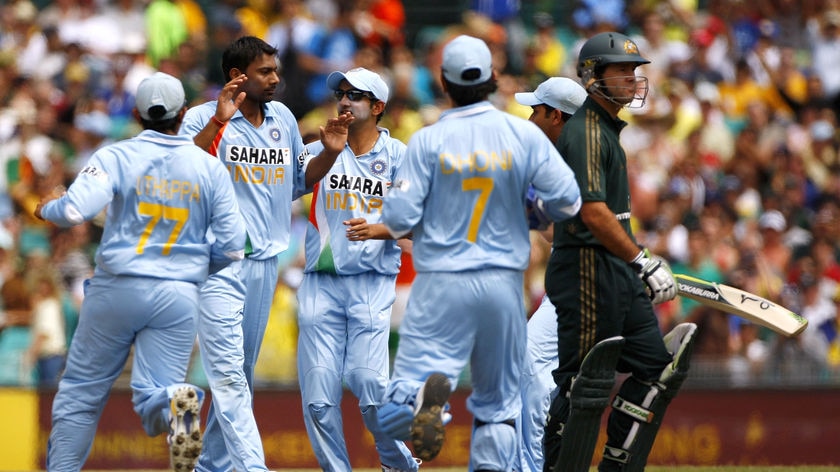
xmin=377 ymin=402 xmax=413 ymax=440
xmin=630 ymin=248 xmax=677 ymax=304
xmin=525 ymin=185 xmax=550 ymax=231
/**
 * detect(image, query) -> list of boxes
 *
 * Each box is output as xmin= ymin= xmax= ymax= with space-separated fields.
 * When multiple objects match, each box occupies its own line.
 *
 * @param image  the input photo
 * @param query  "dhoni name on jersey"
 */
xmin=325 ymin=173 xmax=388 ymax=214
xmin=439 ymin=149 xmax=513 ymax=174
xmin=223 ymin=144 xmax=291 ymax=185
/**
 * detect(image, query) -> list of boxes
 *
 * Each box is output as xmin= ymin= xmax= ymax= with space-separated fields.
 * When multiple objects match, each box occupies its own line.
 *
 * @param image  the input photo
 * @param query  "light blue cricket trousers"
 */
xmin=296 ymin=271 xmax=417 ymax=472
xmin=520 ymin=295 xmax=559 ymax=472
xmin=387 ymin=269 xmax=527 ymax=472
xmin=196 ymin=258 xmax=277 ymax=472
xmin=46 ymin=274 xmax=198 ymax=472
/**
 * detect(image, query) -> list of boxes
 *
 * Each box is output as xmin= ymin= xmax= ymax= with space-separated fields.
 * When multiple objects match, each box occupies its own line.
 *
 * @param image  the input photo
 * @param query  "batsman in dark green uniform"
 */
xmin=542 ymin=32 xmax=698 ymax=472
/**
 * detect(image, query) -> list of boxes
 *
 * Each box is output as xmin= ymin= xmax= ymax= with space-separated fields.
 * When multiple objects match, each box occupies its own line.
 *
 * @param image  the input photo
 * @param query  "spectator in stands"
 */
xmin=24 ymin=268 xmax=66 ymax=389
xmin=267 ymin=0 xmax=322 ymax=118
xmin=144 ymin=0 xmax=188 ymax=67
xmin=355 ymin=0 xmax=406 ymax=63
xmin=807 ymin=9 xmax=840 ymax=110
xmin=797 ymin=271 xmax=836 ymax=370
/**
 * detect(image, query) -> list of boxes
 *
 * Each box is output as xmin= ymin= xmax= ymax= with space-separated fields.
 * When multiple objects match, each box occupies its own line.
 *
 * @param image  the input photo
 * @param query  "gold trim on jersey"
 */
xmin=585 ymin=109 xmax=601 ymax=193
xmin=579 ymin=247 xmax=598 ymax=359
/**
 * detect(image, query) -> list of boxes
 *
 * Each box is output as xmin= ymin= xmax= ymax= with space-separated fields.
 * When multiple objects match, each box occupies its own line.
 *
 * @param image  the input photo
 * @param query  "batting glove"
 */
xmin=525 ymin=186 xmax=550 ymax=231
xmin=631 ymin=248 xmax=677 ymax=304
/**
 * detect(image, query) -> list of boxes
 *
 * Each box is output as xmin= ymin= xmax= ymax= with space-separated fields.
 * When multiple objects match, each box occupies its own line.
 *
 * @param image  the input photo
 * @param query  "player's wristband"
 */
xmin=211 ymin=115 xmax=227 ymax=128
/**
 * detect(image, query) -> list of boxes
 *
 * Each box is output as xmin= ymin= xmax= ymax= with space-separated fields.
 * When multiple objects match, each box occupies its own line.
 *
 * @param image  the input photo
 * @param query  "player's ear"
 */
xmin=175 ymin=106 xmax=188 ymax=125
xmin=551 ymin=109 xmax=564 ymax=126
xmin=372 ymin=100 xmax=385 ymax=116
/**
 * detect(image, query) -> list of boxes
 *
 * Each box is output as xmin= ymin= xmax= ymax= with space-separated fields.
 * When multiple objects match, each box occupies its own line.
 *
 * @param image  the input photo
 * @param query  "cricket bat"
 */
xmin=674 ymin=274 xmax=808 ymax=337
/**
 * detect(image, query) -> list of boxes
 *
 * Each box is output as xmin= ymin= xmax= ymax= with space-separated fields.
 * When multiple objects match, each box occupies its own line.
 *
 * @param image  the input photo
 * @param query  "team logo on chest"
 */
xmin=369 ymin=158 xmax=387 ymax=176
xmin=269 ymin=127 xmax=282 ymax=142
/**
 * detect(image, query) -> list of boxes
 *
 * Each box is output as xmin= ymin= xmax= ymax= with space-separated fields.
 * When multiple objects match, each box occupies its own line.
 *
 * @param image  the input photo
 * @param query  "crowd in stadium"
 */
xmin=1 ymin=0 xmax=840 ymax=390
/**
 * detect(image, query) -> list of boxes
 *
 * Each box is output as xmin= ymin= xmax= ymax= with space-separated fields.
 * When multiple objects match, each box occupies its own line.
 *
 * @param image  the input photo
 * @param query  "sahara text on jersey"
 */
xmin=325 ymin=174 xmax=388 ymax=214
xmin=224 ymin=145 xmax=290 ymax=185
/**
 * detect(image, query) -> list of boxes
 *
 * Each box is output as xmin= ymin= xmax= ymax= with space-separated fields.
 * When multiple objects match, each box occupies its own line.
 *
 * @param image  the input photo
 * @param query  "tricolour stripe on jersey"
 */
xmin=208 ymin=122 xmax=227 ymax=157
xmin=309 ymin=182 xmax=336 ymax=273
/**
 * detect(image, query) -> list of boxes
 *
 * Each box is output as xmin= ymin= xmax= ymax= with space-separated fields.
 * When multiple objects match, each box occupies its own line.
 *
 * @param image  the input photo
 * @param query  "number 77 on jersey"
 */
xmin=674 ymin=274 xmax=808 ymax=337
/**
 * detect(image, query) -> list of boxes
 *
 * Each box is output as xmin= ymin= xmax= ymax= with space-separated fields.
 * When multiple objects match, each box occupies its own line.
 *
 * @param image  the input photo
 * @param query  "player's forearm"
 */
xmin=305 ymin=150 xmax=341 ymax=187
xmin=366 ymin=223 xmax=394 ymax=240
xmin=580 ymin=202 xmax=640 ymax=262
xmin=39 ymin=199 xmax=86 ymax=227
xmin=192 ymin=118 xmax=226 ymax=151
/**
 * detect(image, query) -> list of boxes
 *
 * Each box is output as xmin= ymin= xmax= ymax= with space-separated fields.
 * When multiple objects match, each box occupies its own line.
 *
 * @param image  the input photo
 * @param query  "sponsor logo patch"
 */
xmin=678 ymin=283 xmax=720 ymax=300
xmin=80 ymin=165 xmax=107 ymax=182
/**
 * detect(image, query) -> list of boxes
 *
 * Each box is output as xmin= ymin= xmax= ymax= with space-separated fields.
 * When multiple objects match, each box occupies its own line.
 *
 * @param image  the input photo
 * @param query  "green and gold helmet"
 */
xmin=577 ymin=32 xmax=650 ymax=86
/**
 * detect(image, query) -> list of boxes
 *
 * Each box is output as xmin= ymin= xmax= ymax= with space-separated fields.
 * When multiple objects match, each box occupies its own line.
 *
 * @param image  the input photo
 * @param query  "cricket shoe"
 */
xmin=381 ymin=457 xmax=422 ymax=471
xmin=168 ymin=385 xmax=203 ymax=472
xmin=410 ymin=372 xmax=451 ymax=461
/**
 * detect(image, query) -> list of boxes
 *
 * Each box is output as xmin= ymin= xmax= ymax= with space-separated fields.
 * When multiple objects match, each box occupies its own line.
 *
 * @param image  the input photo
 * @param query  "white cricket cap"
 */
xmin=441 ymin=35 xmax=493 ymax=86
xmin=515 ymin=77 xmax=587 ymax=115
xmin=135 ymin=72 xmax=185 ymax=121
xmin=694 ymin=81 xmax=720 ymax=104
xmin=327 ymin=67 xmax=390 ymax=104
xmin=758 ymin=209 xmax=786 ymax=232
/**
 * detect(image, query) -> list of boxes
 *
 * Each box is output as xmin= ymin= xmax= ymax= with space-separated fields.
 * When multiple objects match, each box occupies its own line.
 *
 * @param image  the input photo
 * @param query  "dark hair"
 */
xmin=221 ymin=36 xmax=278 ymax=80
xmin=443 ymin=76 xmax=498 ymax=107
xmin=140 ymin=115 xmax=181 ymax=133
xmin=374 ymin=103 xmax=385 ymax=124
xmin=536 ymin=104 xmax=555 ymax=118
xmin=145 ymin=105 xmax=169 ymax=121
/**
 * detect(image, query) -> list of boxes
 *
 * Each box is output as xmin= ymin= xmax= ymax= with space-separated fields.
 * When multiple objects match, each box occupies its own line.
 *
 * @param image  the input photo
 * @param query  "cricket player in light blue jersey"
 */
xmin=377 ymin=35 xmax=582 ymax=471
xmin=38 ymin=72 xmax=245 ymax=472
xmin=297 ymin=67 xmax=419 ymax=472
xmin=179 ymin=36 xmax=353 ymax=472
xmin=513 ymin=77 xmax=586 ymax=472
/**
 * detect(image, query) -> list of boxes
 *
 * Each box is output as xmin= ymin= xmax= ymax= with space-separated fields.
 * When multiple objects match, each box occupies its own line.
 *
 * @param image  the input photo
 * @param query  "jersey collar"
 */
xmin=438 ymin=101 xmax=496 ymax=121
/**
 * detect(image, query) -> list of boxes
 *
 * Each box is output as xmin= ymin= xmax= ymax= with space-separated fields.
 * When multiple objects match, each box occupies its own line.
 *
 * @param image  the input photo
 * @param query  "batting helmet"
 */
xmin=577 ymin=32 xmax=649 ymax=86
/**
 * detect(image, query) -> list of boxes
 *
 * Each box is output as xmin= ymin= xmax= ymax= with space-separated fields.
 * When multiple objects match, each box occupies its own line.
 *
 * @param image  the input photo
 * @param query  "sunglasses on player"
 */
xmin=333 ymin=89 xmax=376 ymax=101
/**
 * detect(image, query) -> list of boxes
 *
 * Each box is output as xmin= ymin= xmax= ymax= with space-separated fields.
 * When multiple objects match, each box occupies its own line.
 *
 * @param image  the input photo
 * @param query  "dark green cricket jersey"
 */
xmin=553 ymin=97 xmax=637 ymax=248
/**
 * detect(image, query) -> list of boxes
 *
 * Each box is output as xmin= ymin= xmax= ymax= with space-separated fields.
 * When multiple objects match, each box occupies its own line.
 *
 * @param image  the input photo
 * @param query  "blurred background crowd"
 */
xmin=1 ymin=0 xmax=840 ymax=391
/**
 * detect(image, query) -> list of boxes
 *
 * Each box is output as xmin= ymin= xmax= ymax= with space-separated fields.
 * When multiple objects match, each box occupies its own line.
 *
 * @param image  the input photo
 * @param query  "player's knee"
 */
xmin=306 ymin=402 xmax=335 ymax=423
xmin=302 ymin=366 xmax=342 ymax=403
xmin=346 ymin=367 xmax=386 ymax=405
xmin=472 ymin=418 xmax=517 ymax=472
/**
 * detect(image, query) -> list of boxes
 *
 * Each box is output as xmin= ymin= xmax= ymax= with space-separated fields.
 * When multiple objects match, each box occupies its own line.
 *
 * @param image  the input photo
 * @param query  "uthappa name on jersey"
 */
xmin=136 ymin=175 xmax=200 ymax=201
xmin=325 ymin=173 xmax=389 ymax=214
xmin=440 ymin=149 xmax=512 ymax=174
xmin=223 ymin=144 xmax=291 ymax=185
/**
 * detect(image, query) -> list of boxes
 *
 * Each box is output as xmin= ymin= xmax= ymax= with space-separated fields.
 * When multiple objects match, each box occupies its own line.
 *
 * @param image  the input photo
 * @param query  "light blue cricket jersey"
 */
xmin=41 ymin=130 xmax=245 ymax=283
xmin=383 ymin=101 xmax=581 ymax=273
xmin=303 ymin=129 xmax=404 ymax=275
xmin=180 ymin=100 xmax=308 ymax=260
